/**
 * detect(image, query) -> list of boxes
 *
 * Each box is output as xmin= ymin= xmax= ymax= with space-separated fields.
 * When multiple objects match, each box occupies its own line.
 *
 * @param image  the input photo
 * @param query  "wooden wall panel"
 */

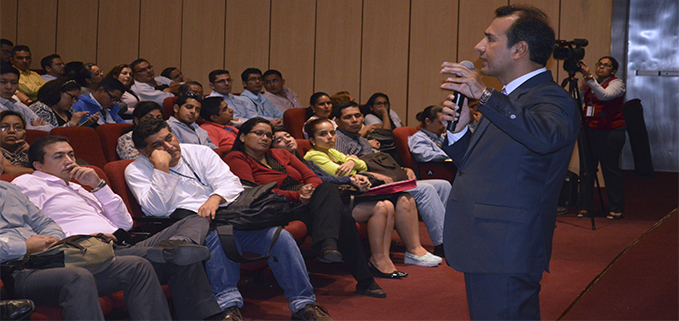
xmin=269 ymin=0 xmax=316 ymax=104
xmin=97 ymin=0 xmax=140 ymax=73
xmin=458 ymin=0 xmax=506 ymax=92
xmin=224 ymin=0 xmax=270 ymax=93
xmin=56 ymin=0 xmax=98 ymax=63
xmin=407 ymin=0 xmax=459 ymax=126
xmin=181 ymin=0 xmax=225 ymax=88
xmin=314 ymin=0 xmax=362 ymax=99
xmin=16 ymin=0 xmax=57 ymax=66
xmin=558 ymin=0 xmax=613 ymax=84
xmin=360 ymin=0 xmax=410 ymax=118
xmin=139 ymin=0 xmax=182 ymax=73
xmin=1 ymin=0 xmax=18 ymax=42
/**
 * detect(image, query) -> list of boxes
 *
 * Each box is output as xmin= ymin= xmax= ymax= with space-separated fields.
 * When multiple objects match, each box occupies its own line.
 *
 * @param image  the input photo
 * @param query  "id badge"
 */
xmin=585 ymin=105 xmax=595 ymax=117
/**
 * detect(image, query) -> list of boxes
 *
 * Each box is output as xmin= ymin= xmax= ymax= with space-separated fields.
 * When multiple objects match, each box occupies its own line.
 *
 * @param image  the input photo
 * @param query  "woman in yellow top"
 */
xmin=303 ymin=118 xmax=442 ymax=271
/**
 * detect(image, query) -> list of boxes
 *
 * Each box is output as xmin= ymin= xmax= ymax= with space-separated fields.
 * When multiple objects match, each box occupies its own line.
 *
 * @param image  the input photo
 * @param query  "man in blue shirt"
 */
xmin=239 ymin=68 xmax=283 ymax=127
xmin=72 ymin=77 xmax=126 ymax=128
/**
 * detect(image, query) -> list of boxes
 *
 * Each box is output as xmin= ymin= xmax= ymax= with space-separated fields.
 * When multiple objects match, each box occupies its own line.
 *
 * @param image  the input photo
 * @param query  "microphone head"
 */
xmin=460 ymin=60 xmax=475 ymax=71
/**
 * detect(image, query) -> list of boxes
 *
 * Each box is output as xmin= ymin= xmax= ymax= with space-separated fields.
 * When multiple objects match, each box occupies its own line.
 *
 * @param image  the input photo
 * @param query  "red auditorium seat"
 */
xmin=283 ymin=108 xmax=307 ymax=139
xmin=96 ymin=123 xmax=133 ymax=163
xmin=163 ymin=96 xmax=178 ymax=120
xmin=49 ymin=126 xmax=108 ymax=169
xmin=295 ymin=138 xmax=312 ymax=157
xmin=393 ymin=126 xmax=456 ymax=182
xmin=24 ymin=129 xmax=48 ymax=144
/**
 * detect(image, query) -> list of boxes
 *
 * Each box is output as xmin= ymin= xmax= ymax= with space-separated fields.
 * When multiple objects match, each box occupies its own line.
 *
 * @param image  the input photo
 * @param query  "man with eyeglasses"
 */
xmin=130 ymin=59 xmax=177 ymax=106
xmin=239 ymin=68 xmax=284 ymax=127
xmin=262 ymin=69 xmax=303 ymax=112
xmin=207 ymin=69 xmax=252 ymax=127
xmin=0 ymin=63 xmax=50 ymax=132
xmin=72 ymin=77 xmax=126 ymax=128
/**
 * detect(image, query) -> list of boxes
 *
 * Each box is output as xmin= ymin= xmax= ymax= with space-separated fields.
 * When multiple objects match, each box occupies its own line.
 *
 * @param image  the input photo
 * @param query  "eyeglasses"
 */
xmin=247 ymin=77 xmax=262 ymax=82
xmin=135 ymin=65 xmax=153 ymax=73
xmin=373 ymin=101 xmax=389 ymax=106
xmin=595 ymin=62 xmax=613 ymax=68
xmin=213 ymin=78 xmax=233 ymax=85
xmin=249 ymin=130 xmax=273 ymax=139
xmin=65 ymin=92 xmax=79 ymax=102
xmin=104 ymin=89 xmax=121 ymax=103
xmin=0 ymin=123 xmax=25 ymax=132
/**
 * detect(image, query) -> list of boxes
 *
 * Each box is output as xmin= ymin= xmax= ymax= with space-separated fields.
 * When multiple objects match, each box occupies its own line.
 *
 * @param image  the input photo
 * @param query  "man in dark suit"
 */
xmin=439 ymin=5 xmax=580 ymax=320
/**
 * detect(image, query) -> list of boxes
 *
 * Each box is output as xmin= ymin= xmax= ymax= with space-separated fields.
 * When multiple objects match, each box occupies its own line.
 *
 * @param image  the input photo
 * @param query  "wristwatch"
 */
xmin=91 ymin=179 xmax=107 ymax=193
xmin=478 ymin=87 xmax=494 ymax=106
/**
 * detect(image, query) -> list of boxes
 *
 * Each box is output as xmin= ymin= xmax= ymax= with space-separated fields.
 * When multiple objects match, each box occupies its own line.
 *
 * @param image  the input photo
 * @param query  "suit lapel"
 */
xmin=459 ymin=116 xmax=490 ymax=166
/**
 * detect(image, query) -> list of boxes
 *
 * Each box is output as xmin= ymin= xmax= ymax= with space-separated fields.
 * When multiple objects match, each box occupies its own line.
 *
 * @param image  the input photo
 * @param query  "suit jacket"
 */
xmin=442 ymin=70 xmax=579 ymax=274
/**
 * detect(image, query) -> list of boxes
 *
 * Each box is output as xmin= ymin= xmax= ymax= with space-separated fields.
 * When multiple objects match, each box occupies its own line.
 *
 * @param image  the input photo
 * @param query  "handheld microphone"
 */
xmin=447 ymin=60 xmax=475 ymax=132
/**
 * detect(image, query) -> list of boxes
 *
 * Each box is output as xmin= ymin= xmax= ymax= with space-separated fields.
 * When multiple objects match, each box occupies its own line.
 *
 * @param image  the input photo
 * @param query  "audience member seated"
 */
xmin=262 ymin=69 xmax=303 ymax=112
xmin=178 ymin=81 xmax=203 ymax=97
xmin=408 ymin=105 xmax=452 ymax=162
xmin=333 ymin=101 xmax=450 ymax=257
xmin=166 ymin=93 xmax=216 ymax=148
xmin=0 ymin=63 xmax=50 ymax=131
xmin=272 ymin=127 xmax=413 ymax=278
xmin=330 ymin=91 xmax=355 ymax=106
xmin=0 ymin=39 xmax=12 ymax=64
xmin=125 ymin=118 xmax=334 ymax=320
xmin=130 ymin=59 xmax=177 ymax=105
xmin=239 ymin=68 xmax=283 ymax=126
xmin=117 ymin=101 xmax=164 ymax=160
xmin=206 ymin=69 xmax=250 ymax=125
xmin=303 ymin=92 xmax=336 ymax=138
xmin=0 ymin=170 xmax=173 ymax=320
xmin=199 ymin=96 xmax=238 ymax=150
xmin=0 ymin=111 xmax=32 ymax=174
xmin=72 ymin=77 xmax=126 ymax=128
xmin=223 ymin=117 xmax=386 ymax=298
xmin=39 ymin=54 xmax=65 ymax=82
xmin=12 ymin=135 xmax=227 ymax=321
xmin=106 ymin=64 xmax=139 ymax=119
xmin=66 ymin=62 xmax=103 ymax=96
xmin=362 ymin=92 xmax=403 ymax=129
xmin=31 ymin=78 xmax=97 ymax=128
xmin=303 ymin=118 xmax=441 ymax=268
xmin=158 ymin=67 xmax=189 ymax=85
xmin=10 ymin=45 xmax=44 ymax=103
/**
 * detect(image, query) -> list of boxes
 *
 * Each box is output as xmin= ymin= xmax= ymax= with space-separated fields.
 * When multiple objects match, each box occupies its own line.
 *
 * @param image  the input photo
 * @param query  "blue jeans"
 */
xmin=406 ymin=179 xmax=451 ymax=245
xmin=204 ymin=227 xmax=316 ymax=313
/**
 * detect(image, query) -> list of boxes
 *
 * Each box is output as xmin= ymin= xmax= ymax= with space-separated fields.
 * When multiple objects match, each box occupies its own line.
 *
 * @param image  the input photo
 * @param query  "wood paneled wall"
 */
xmin=1 ymin=0 xmax=612 ymax=125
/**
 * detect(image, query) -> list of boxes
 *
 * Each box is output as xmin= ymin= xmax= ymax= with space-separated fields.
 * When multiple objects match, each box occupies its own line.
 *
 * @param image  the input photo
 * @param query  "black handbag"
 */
xmin=360 ymin=152 xmax=409 ymax=182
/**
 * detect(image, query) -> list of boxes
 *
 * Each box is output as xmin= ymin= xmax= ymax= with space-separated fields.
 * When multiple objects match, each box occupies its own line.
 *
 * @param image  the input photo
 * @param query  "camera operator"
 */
xmin=577 ymin=56 xmax=626 ymax=220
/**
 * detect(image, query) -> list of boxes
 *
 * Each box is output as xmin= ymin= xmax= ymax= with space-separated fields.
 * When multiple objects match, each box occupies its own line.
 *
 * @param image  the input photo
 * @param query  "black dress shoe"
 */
xmin=0 ymin=299 xmax=35 ymax=321
xmin=318 ymin=247 xmax=343 ymax=263
xmin=368 ymin=261 xmax=403 ymax=279
xmin=355 ymin=282 xmax=387 ymax=298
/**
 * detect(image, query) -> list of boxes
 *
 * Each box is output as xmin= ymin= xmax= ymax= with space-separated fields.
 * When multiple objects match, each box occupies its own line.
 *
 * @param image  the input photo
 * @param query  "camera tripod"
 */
xmin=561 ymin=72 xmax=606 ymax=230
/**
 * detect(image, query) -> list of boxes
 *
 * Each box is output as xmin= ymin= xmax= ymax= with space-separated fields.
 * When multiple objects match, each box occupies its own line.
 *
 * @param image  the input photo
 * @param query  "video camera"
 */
xmin=553 ymin=39 xmax=588 ymax=74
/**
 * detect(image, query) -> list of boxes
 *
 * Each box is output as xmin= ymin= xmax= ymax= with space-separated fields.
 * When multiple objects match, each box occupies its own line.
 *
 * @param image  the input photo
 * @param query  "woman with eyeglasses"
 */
xmin=29 ymin=78 xmax=97 ymax=128
xmin=577 ymin=56 xmax=627 ymax=220
xmin=0 ymin=110 xmax=33 ymax=174
xmin=362 ymin=93 xmax=403 ymax=130
xmin=224 ymin=117 xmax=388 ymax=298
xmin=64 ymin=61 xmax=103 ymax=96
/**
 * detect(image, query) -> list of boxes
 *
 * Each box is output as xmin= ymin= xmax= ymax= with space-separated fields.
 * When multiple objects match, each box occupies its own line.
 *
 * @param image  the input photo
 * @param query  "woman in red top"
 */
xmin=223 ymin=117 xmax=386 ymax=298
xmin=577 ymin=56 xmax=626 ymax=220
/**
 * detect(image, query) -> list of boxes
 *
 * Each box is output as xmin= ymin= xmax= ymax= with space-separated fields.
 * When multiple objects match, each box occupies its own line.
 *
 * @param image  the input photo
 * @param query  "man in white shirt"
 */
xmin=125 ymin=118 xmax=333 ymax=321
xmin=239 ymin=68 xmax=283 ymax=127
xmin=262 ymin=69 xmax=303 ymax=112
xmin=39 ymin=54 xmax=65 ymax=82
xmin=130 ymin=59 xmax=177 ymax=106
xmin=12 ymin=135 xmax=231 ymax=321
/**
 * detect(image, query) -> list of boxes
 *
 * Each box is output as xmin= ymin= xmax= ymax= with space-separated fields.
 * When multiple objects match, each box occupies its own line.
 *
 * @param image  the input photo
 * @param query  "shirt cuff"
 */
xmin=92 ymin=185 xmax=118 ymax=203
xmin=446 ymin=126 xmax=469 ymax=146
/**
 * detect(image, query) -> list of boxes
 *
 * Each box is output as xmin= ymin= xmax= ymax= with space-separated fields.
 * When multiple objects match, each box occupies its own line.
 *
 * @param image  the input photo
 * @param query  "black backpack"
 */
xmin=212 ymin=180 xmax=294 ymax=263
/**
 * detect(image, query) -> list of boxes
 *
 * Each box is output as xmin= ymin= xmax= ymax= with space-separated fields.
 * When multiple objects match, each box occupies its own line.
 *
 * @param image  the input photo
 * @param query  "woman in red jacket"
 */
xmin=223 ymin=117 xmax=387 ymax=298
xmin=577 ymin=56 xmax=626 ymax=220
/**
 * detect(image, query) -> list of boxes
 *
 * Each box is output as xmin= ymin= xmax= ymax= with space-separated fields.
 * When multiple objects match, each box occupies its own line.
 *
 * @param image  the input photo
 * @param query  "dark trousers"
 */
xmin=578 ymin=126 xmax=626 ymax=213
xmin=464 ymin=272 xmax=543 ymax=320
xmin=114 ymin=215 xmax=221 ymax=320
xmin=13 ymin=256 xmax=171 ymax=320
xmin=297 ymin=182 xmax=374 ymax=283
